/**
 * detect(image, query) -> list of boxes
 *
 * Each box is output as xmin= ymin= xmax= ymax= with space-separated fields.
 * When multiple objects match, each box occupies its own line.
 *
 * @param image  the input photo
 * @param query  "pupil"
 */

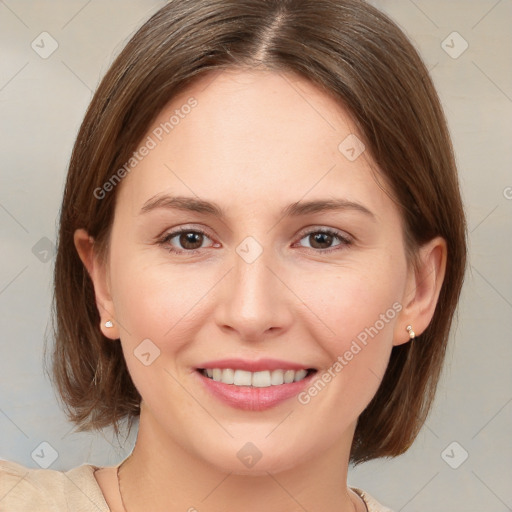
xmin=181 ymin=232 xmax=202 ymax=249
xmin=312 ymin=232 xmax=332 ymax=249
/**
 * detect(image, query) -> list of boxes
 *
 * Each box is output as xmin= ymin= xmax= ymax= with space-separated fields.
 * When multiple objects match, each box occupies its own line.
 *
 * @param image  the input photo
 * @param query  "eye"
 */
xmin=158 ymin=227 xmax=217 ymax=254
xmin=157 ymin=226 xmax=352 ymax=255
xmin=295 ymin=228 xmax=352 ymax=252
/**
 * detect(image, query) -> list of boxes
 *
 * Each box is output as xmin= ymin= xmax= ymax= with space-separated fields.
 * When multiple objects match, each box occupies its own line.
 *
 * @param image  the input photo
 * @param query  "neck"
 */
xmin=118 ymin=404 xmax=361 ymax=512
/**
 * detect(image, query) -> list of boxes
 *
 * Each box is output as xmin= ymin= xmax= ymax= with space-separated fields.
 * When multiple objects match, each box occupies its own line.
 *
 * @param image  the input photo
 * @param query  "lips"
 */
xmin=194 ymin=358 xmax=318 ymax=411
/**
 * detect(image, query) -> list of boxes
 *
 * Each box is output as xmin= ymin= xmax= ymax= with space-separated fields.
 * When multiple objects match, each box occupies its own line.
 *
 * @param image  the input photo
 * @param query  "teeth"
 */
xmin=221 ymin=368 xmax=234 ymax=384
xmin=283 ymin=370 xmax=295 ymax=383
xmin=270 ymin=369 xmax=284 ymax=385
xmin=294 ymin=369 xmax=308 ymax=381
xmin=201 ymin=368 xmax=310 ymax=387
xmin=233 ymin=369 xmax=252 ymax=386
xmin=252 ymin=371 xmax=271 ymax=388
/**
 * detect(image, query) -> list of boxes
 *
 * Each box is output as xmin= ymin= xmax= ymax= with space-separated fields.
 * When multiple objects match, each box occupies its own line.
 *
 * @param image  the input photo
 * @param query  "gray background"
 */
xmin=1 ymin=1 xmax=511 ymax=510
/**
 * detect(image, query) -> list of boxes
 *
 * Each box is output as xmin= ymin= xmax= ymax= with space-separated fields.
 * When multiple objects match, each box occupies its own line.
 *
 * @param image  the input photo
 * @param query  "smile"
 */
xmin=198 ymin=368 xmax=316 ymax=387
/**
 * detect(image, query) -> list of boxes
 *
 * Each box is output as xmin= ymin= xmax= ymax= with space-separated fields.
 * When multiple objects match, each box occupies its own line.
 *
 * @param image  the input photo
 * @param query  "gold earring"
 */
xmin=105 ymin=320 xmax=114 ymax=328
xmin=406 ymin=325 xmax=415 ymax=339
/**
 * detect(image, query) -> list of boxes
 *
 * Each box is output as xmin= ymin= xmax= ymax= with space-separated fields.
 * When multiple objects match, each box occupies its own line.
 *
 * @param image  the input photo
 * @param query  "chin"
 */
xmin=195 ymin=438 xmax=311 ymax=477
xmin=212 ymin=454 xmax=300 ymax=477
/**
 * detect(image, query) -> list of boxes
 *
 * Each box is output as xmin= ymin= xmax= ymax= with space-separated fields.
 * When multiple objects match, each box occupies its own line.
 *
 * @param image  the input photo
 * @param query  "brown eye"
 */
xmin=178 ymin=231 xmax=204 ymax=250
xmin=297 ymin=228 xmax=351 ymax=252
xmin=159 ymin=228 xmax=215 ymax=254
xmin=309 ymin=232 xmax=335 ymax=249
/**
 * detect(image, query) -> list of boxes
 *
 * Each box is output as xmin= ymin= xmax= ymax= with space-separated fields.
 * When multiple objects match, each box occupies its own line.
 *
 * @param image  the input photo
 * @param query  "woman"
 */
xmin=0 ymin=0 xmax=466 ymax=510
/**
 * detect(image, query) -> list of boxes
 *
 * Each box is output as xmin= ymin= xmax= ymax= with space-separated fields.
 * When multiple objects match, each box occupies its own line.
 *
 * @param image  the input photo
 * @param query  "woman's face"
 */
xmin=92 ymin=69 xmax=416 ymax=474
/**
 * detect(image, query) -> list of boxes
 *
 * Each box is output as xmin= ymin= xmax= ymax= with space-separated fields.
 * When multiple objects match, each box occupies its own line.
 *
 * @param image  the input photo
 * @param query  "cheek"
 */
xmin=112 ymin=271 xmax=163 ymax=337
xmin=110 ymin=252 xmax=216 ymax=352
xmin=108 ymin=256 xmax=212 ymax=411
xmin=295 ymin=260 xmax=404 ymax=344
xmin=292 ymin=261 xmax=404 ymax=403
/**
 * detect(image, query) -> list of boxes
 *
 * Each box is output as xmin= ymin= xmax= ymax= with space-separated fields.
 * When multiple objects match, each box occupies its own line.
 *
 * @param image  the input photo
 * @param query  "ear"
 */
xmin=393 ymin=236 xmax=447 ymax=346
xmin=74 ymin=228 xmax=120 ymax=340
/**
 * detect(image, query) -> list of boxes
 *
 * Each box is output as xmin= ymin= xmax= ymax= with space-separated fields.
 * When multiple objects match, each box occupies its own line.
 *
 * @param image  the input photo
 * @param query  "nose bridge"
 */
xmin=216 ymin=236 xmax=289 ymax=339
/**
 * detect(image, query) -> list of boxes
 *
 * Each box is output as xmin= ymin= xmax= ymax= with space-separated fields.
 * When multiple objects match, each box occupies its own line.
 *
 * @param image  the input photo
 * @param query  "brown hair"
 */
xmin=46 ymin=0 xmax=467 ymax=464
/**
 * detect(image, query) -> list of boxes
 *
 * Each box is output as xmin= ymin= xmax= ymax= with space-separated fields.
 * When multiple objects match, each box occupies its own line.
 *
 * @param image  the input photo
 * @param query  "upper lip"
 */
xmin=196 ymin=358 xmax=316 ymax=372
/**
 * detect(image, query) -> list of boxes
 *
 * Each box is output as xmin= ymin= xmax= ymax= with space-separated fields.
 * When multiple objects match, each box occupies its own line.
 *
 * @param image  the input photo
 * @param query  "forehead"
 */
xmin=115 ymin=68 xmax=397 ymax=223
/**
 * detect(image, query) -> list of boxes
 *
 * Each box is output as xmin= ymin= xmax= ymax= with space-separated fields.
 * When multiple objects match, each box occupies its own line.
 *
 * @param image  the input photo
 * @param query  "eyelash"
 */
xmin=157 ymin=226 xmax=353 ymax=255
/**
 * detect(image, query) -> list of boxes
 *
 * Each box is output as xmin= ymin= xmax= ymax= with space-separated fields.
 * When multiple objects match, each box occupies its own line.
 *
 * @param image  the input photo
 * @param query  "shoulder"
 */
xmin=0 ymin=459 xmax=65 ymax=510
xmin=0 ymin=458 xmax=110 ymax=512
xmin=351 ymin=486 xmax=395 ymax=512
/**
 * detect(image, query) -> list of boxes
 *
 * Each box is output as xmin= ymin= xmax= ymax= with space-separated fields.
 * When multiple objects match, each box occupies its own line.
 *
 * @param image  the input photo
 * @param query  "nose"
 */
xmin=213 ymin=241 xmax=294 ymax=343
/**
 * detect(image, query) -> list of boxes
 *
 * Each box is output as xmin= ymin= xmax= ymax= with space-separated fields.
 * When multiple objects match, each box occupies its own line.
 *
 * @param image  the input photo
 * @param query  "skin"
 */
xmin=75 ymin=69 xmax=447 ymax=512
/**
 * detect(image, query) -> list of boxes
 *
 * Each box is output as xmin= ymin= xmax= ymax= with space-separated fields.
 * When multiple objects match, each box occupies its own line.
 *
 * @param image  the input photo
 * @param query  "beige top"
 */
xmin=0 ymin=459 xmax=394 ymax=511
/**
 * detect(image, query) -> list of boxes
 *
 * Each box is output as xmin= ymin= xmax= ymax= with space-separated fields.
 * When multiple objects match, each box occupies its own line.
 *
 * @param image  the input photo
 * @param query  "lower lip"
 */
xmin=195 ymin=370 xmax=316 ymax=411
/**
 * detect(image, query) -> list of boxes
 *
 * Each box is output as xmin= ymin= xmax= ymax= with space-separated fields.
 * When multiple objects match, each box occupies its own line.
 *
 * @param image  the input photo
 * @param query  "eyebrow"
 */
xmin=140 ymin=195 xmax=375 ymax=219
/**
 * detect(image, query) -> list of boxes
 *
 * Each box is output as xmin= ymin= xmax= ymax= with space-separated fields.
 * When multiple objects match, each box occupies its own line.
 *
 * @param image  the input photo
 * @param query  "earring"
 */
xmin=105 ymin=320 xmax=114 ymax=328
xmin=406 ymin=325 xmax=416 ymax=339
